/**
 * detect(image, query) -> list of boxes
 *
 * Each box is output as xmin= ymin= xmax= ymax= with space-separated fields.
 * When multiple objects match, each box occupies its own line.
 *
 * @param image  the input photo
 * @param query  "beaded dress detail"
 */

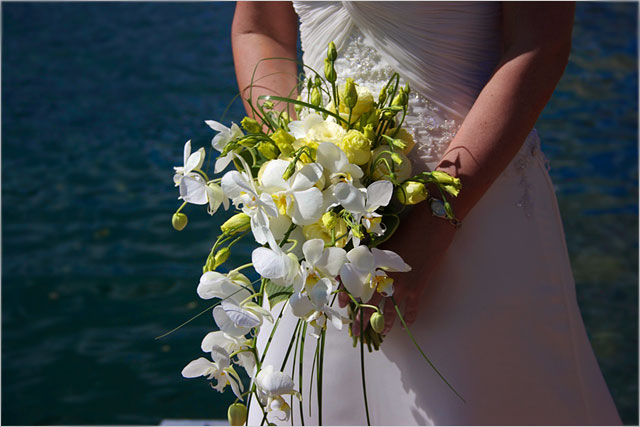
xmin=332 ymin=28 xmax=460 ymax=172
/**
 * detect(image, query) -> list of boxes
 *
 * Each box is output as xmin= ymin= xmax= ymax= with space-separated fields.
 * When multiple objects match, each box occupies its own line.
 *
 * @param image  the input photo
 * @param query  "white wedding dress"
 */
xmin=248 ymin=2 xmax=622 ymax=425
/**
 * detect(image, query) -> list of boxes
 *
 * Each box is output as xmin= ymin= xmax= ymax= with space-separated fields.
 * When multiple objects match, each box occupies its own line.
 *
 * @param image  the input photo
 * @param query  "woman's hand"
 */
xmin=339 ymin=201 xmax=457 ymax=335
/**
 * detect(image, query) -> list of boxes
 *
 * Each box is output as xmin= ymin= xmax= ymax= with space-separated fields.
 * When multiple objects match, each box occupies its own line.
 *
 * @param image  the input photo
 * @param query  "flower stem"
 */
xmin=259 ymin=303 xmax=287 ymax=365
xmin=298 ymin=322 xmax=307 ymax=426
xmin=390 ymin=296 xmax=465 ymax=402
xmin=359 ymin=306 xmax=371 ymax=426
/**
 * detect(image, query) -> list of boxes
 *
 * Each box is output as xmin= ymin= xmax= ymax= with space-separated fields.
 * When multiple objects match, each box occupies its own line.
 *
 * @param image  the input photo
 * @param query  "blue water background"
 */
xmin=2 ymin=2 xmax=637 ymax=425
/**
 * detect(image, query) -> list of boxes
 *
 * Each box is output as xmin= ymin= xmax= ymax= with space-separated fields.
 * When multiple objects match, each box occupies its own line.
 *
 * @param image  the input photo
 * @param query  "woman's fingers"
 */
xmin=403 ymin=287 xmax=420 ymax=325
xmin=338 ymin=287 xmax=350 ymax=308
xmin=352 ymin=293 xmax=381 ymax=336
xmin=382 ymin=296 xmax=397 ymax=335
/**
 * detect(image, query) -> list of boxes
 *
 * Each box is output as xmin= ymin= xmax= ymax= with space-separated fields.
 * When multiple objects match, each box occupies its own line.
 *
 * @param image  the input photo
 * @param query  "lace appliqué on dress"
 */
xmin=332 ymin=28 xmax=460 ymax=173
xmin=507 ymin=129 xmax=550 ymax=218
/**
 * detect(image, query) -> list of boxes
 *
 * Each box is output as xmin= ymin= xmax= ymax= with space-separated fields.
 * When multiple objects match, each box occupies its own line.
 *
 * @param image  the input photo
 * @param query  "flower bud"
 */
xmin=279 ymin=111 xmax=290 ymax=126
xmin=322 ymin=211 xmax=338 ymax=230
xmin=327 ymin=41 xmax=338 ymax=61
xmin=262 ymin=100 xmax=274 ymax=110
xmin=172 ymin=212 xmax=188 ymax=231
xmin=378 ymin=86 xmax=387 ymax=105
xmin=257 ymin=141 xmax=279 ymax=160
xmin=370 ymin=312 xmax=385 ymax=334
xmin=391 ymin=91 xmax=408 ymax=107
xmin=282 ymin=161 xmax=297 ymax=181
xmin=221 ymin=213 xmax=251 ymax=235
xmin=431 ymin=171 xmax=462 ymax=196
xmin=390 ymin=152 xmax=403 ymax=165
xmin=324 ymin=58 xmax=337 ymax=83
xmin=294 ymin=95 xmax=303 ymax=116
xmin=314 ymin=75 xmax=323 ymax=88
xmin=431 ymin=170 xmax=459 ymax=186
xmin=271 ymin=129 xmax=295 ymax=157
xmin=238 ymin=135 xmax=259 ymax=147
xmin=363 ymin=124 xmax=376 ymax=142
xmin=382 ymin=109 xmax=397 ymax=121
xmin=310 ymin=87 xmax=322 ymax=107
xmin=240 ymin=116 xmax=261 ymax=134
xmin=396 ymin=181 xmax=428 ymax=205
xmin=342 ymin=78 xmax=358 ymax=109
xmin=370 ymin=147 xmax=412 ymax=182
xmin=227 ymin=403 xmax=248 ymax=426
xmin=213 ymin=247 xmax=230 ymax=269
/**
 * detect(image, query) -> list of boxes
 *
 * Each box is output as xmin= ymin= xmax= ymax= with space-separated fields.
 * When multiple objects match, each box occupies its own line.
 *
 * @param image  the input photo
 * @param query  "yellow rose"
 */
xmin=306 ymin=120 xmax=346 ymax=145
xmin=302 ymin=217 xmax=348 ymax=248
xmin=338 ymin=130 xmax=372 ymax=165
xmin=370 ymin=146 xmax=412 ymax=182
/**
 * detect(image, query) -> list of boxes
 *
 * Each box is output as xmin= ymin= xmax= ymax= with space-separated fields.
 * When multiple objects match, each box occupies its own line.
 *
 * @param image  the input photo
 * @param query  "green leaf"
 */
xmin=264 ymin=280 xmax=293 ymax=309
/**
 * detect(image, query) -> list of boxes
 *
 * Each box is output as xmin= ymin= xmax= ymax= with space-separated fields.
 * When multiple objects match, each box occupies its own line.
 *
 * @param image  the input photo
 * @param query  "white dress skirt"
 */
xmin=248 ymin=2 xmax=622 ymax=425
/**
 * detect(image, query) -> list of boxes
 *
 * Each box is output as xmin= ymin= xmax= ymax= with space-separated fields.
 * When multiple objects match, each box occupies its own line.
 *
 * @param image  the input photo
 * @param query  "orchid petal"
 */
xmin=290 ymin=163 xmax=323 ymax=191
xmin=308 ymin=278 xmax=331 ymax=308
xmin=181 ymin=357 xmax=214 ymax=378
xmin=346 ymin=245 xmax=375 ymax=273
xmin=213 ymin=305 xmax=251 ymax=337
xmin=302 ymin=239 xmax=325 ymax=266
xmin=372 ymin=248 xmax=412 ymax=272
xmin=339 ymin=263 xmax=367 ymax=299
xmin=252 ymin=247 xmax=289 ymax=280
xmin=289 ymin=292 xmax=315 ymax=318
xmin=221 ymin=301 xmax=261 ymax=329
xmin=185 ymin=148 xmax=205 ymax=174
xmin=315 ymin=246 xmax=347 ymax=278
xmin=259 ymin=160 xmax=289 ymax=192
xmin=290 ymin=187 xmax=324 ymax=225
xmin=365 ymin=180 xmax=393 ymax=211
xmin=334 ymin=182 xmax=366 ymax=213
xmin=214 ymin=154 xmax=234 ymax=173
xmin=180 ymin=175 xmax=208 ymax=205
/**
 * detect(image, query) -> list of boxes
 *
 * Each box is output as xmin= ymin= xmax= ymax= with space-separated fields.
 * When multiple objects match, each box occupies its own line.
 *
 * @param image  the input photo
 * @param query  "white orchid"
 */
xmin=255 ymin=365 xmax=301 ymax=422
xmin=182 ymin=346 xmax=244 ymax=399
xmin=258 ymin=159 xmax=325 ymax=226
xmin=288 ymin=239 xmax=348 ymax=336
xmin=334 ymin=180 xmax=394 ymax=244
xmin=316 ymin=142 xmax=364 ymax=186
xmin=205 ymin=120 xmax=244 ymax=173
xmin=252 ymin=236 xmax=300 ymax=287
xmin=197 ymin=271 xmax=253 ymax=304
xmin=201 ymin=331 xmax=256 ymax=376
xmin=339 ymin=245 xmax=411 ymax=303
xmin=173 ymin=140 xmax=207 ymax=204
xmin=173 ymin=140 xmax=229 ymax=213
xmin=221 ymin=155 xmax=278 ymax=245
xmin=213 ymin=300 xmax=273 ymax=338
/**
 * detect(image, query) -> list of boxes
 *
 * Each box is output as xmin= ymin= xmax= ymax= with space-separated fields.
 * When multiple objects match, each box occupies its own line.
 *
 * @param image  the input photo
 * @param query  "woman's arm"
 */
xmin=360 ymin=3 xmax=576 ymax=334
xmin=231 ymin=1 xmax=299 ymax=117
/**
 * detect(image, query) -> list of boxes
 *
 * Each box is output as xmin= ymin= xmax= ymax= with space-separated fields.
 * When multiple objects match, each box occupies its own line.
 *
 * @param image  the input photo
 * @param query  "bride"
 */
xmin=231 ymin=2 xmax=622 ymax=425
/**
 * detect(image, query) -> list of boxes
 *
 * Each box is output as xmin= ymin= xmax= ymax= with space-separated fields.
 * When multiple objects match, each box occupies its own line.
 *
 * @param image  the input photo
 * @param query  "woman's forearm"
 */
xmin=436 ymin=3 xmax=575 ymax=221
xmin=231 ymin=2 xmax=299 ymax=117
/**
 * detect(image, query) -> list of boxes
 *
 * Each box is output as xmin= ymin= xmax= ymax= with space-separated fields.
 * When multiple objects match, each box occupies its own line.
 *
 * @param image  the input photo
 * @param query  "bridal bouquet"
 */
xmin=166 ymin=42 xmax=462 ymax=425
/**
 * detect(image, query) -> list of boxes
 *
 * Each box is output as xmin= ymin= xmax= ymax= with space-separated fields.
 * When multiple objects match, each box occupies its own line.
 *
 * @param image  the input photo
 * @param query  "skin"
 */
xmin=232 ymin=2 xmax=576 ymax=335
